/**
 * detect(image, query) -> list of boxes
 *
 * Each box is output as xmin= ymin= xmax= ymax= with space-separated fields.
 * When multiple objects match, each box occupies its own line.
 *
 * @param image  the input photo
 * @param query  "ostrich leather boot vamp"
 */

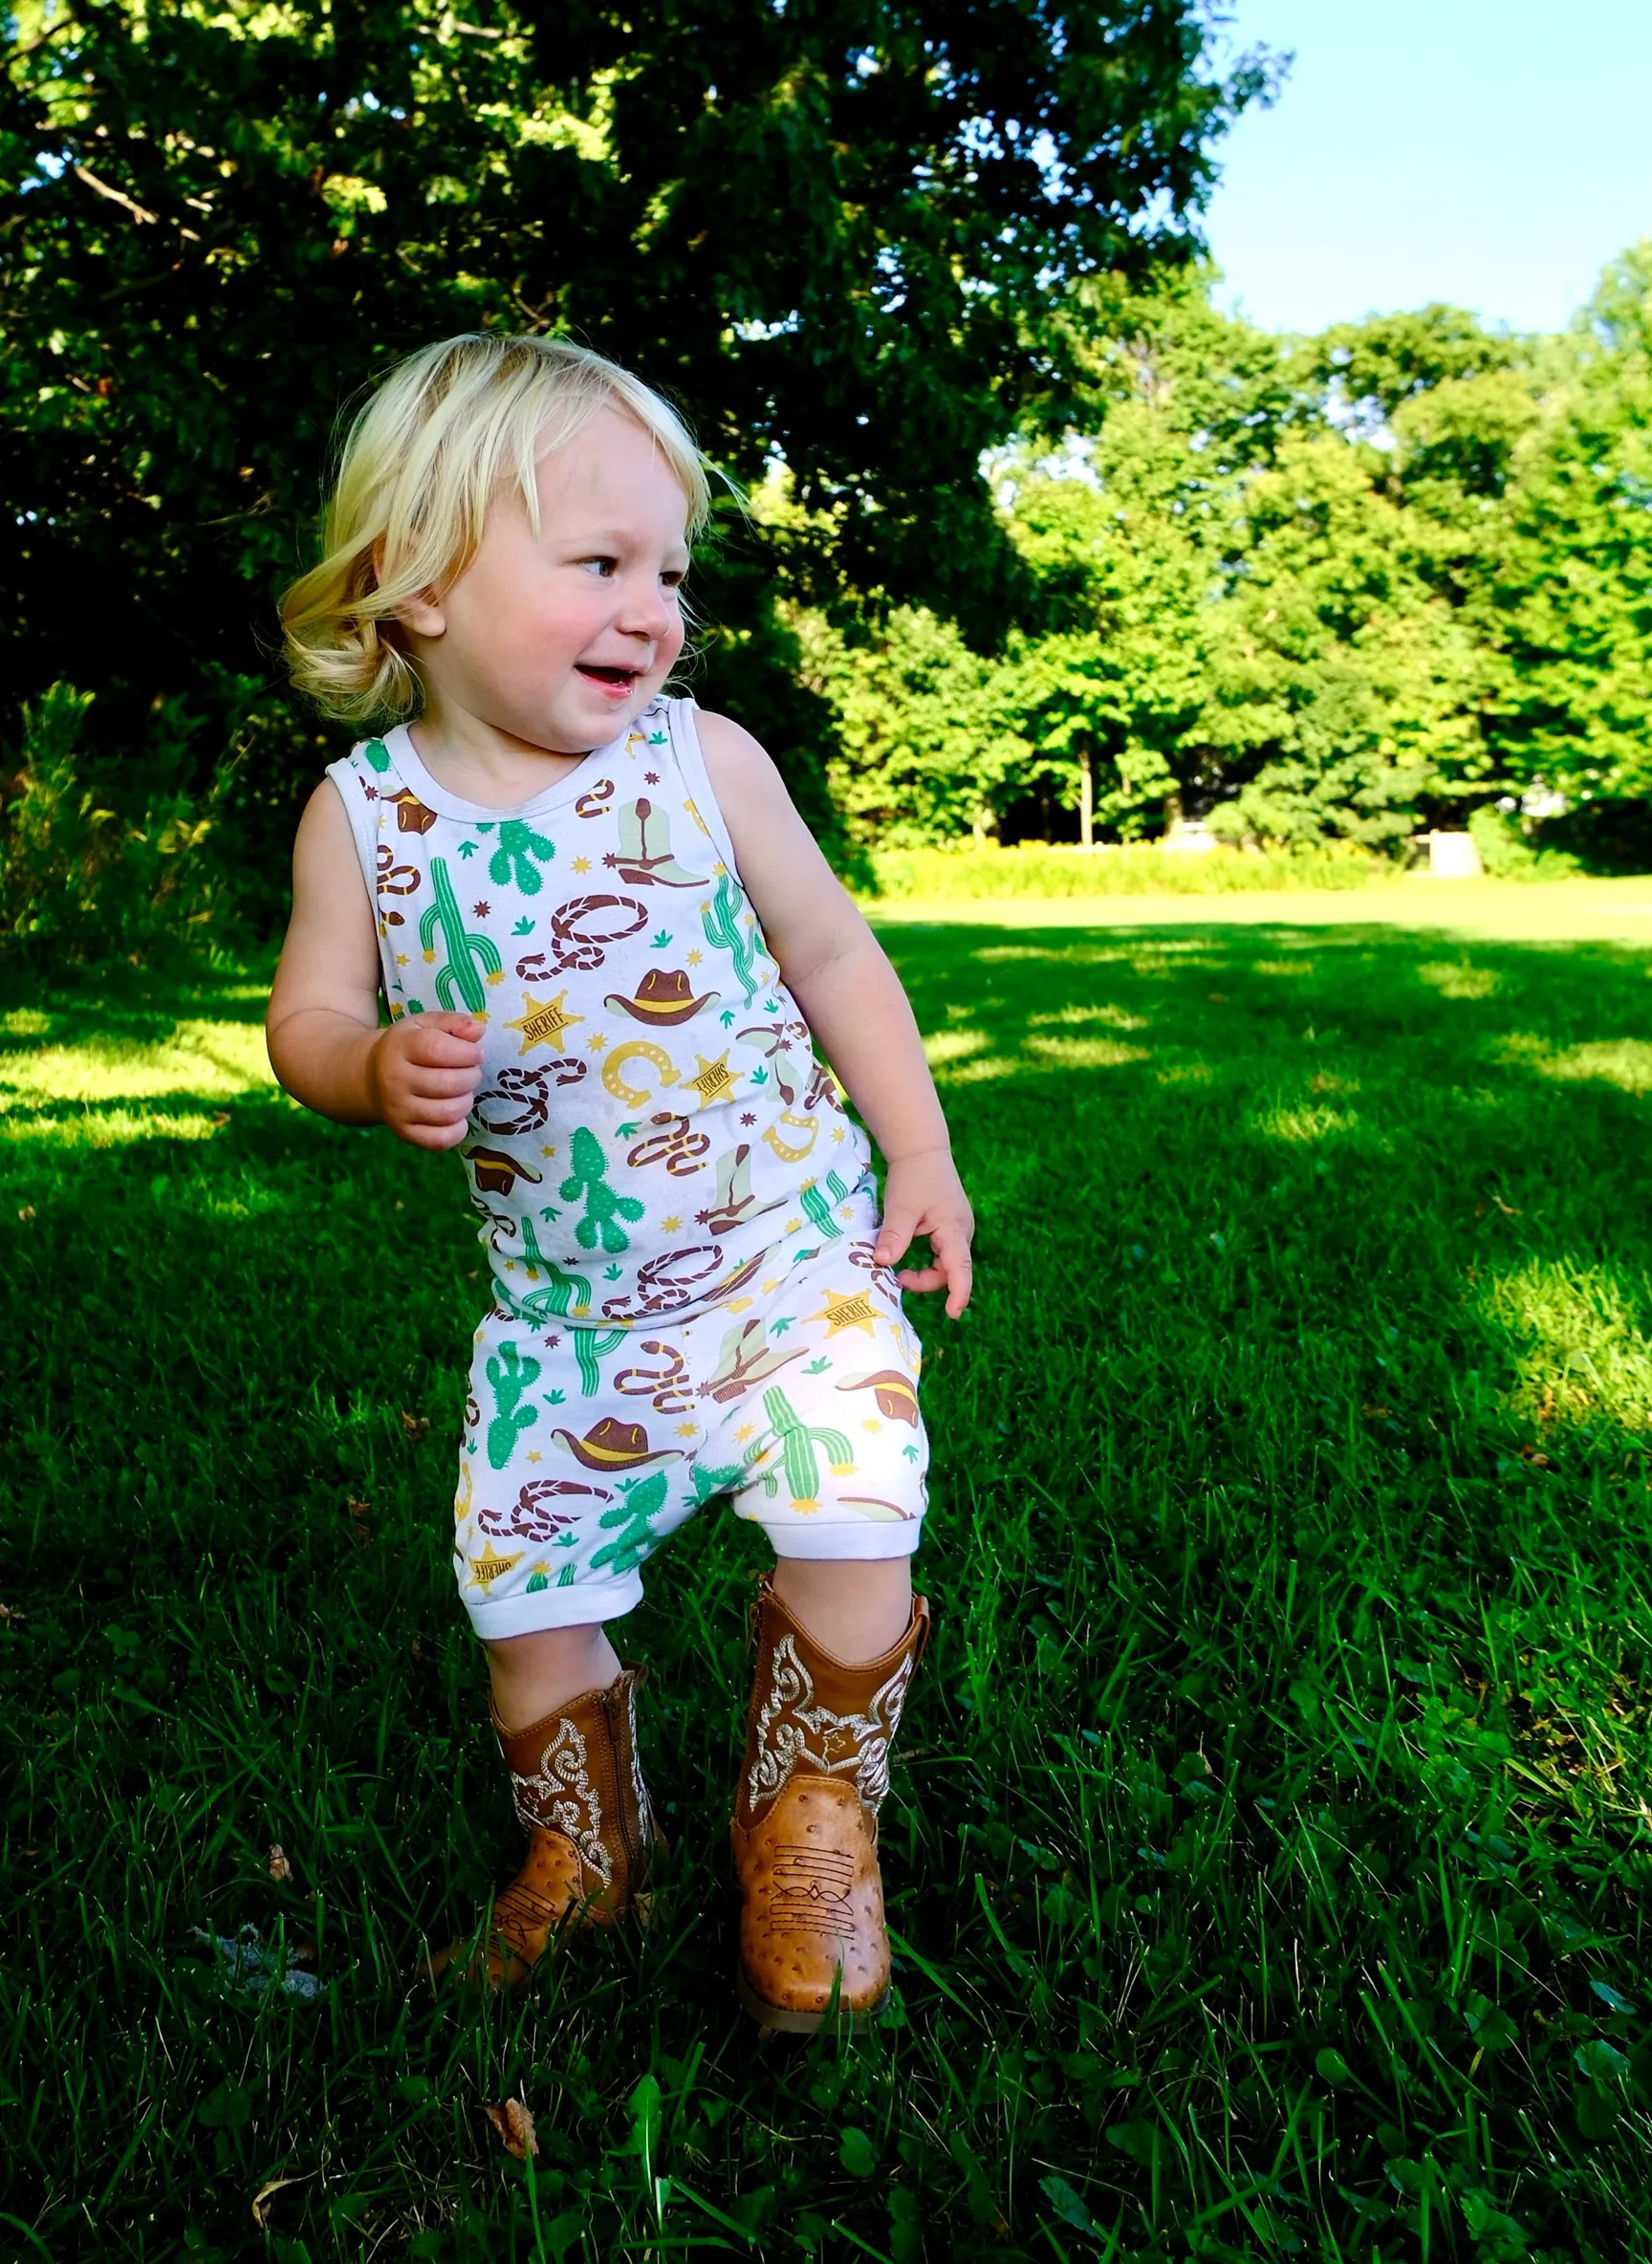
xmin=730 ymin=1577 xmax=929 ymax=2033
xmin=429 ymin=1663 xmax=664 ymax=1990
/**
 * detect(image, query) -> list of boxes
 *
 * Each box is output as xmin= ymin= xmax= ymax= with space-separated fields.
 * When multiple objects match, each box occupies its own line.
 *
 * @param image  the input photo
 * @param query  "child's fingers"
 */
xmin=894 ymin=1225 xmax=974 ymax=1317
xmin=403 ymin=1025 xmax=484 ymax=1069
xmin=422 ymin=1012 xmax=485 ymax=1042
xmin=395 ymin=1115 xmax=474 ymax=1152
xmin=872 ymin=1208 xmax=919 ymax=1269
xmin=398 ymin=1091 xmax=475 ymax=1129
xmin=405 ymin=1064 xmax=483 ymax=1100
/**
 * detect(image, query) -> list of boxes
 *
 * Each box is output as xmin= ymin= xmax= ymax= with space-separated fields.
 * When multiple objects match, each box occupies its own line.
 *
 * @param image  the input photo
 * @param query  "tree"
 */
xmin=1479 ymin=245 xmax=1652 ymax=812
xmin=0 ymin=0 xmax=1272 ymax=849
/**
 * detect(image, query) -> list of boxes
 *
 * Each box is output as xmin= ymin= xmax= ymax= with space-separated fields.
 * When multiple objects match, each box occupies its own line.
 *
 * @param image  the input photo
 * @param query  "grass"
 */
xmin=7 ymin=877 xmax=1652 ymax=2261
xmin=855 ymin=843 xmax=1383 ymax=901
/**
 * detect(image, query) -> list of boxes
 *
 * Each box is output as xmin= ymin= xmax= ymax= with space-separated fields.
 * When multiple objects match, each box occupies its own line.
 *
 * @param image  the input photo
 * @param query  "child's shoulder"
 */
xmin=329 ymin=729 xmax=402 ymax=783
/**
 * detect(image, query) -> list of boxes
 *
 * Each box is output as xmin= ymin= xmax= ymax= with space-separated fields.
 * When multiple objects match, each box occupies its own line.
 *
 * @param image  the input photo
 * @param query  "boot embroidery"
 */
xmin=510 ymin=1717 xmax=613 ymax=1889
xmin=765 ymin=1843 xmax=857 ymax=1942
xmin=747 ymin=1635 xmax=917 ymax=1816
xmin=619 ymin=1691 xmax=658 ymax=1848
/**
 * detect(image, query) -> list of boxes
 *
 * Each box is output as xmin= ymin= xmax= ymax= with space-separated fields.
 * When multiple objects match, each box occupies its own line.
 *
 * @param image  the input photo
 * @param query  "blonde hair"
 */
xmin=281 ymin=334 xmax=713 ymax=725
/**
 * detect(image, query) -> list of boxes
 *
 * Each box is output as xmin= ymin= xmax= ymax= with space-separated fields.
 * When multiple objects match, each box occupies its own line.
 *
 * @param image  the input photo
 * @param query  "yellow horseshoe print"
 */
xmin=603 ymin=1040 xmax=680 ymax=1109
xmin=763 ymin=1110 xmax=819 ymax=1164
xmin=453 ymin=1460 xmax=473 ymax=1532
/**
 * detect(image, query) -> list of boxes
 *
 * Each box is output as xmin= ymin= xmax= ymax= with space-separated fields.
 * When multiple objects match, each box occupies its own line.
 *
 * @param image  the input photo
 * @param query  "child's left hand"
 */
xmin=873 ymin=1148 xmax=975 ymax=1319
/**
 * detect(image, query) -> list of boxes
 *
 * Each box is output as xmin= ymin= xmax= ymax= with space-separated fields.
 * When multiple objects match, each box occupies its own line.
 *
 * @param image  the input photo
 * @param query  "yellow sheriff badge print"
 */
xmin=810 ymin=1286 xmax=881 ymax=1340
xmin=505 ymin=989 xmax=583 ymax=1053
xmin=467 ymin=1538 xmax=523 ymax=1591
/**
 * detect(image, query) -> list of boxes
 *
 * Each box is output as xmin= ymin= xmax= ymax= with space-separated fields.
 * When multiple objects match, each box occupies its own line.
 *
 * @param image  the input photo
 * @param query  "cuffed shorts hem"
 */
xmin=460 ymin=1568 xmax=645 ymax=1641
xmin=757 ymin=1517 xmax=924 ymax=1561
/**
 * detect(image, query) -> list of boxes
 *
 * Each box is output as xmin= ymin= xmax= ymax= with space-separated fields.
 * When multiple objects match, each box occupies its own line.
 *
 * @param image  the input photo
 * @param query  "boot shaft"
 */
xmin=494 ymin=1664 xmax=662 ymax=1900
xmin=734 ymin=1579 xmax=930 ymax=1834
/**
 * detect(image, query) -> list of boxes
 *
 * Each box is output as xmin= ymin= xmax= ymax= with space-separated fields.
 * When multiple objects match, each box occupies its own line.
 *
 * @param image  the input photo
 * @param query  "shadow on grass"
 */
xmin=5 ymin=919 xmax=1652 ymax=2261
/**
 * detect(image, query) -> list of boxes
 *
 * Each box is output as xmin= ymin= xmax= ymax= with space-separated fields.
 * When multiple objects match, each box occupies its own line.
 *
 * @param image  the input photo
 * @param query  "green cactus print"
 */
xmin=758 ymin=1385 xmax=856 ymax=1507
xmin=486 ymin=817 xmax=557 ymax=895
xmin=493 ymin=1223 xmax=623 ymax=1389
xmin=798 ymin=1170 xmax=851 ymax=1241
xmin=420 ymin=858 xmax=502 ymax=1013
xmin=362 ymin=738 xmax=392 ymax=774
xmin=574 ymin=1328 xmax=630 ymax=1398
xmin=689 ymin=1461 xmax=746 ymax=1509
xmin=559 ymin=1125 xmax=645 ymax=1255
xmin=701 ymin=872 xmax=762 ymax=1004
xmin=504 ymin=1217 xmax=593 ymax=1323
xmin=589 ymin=1469 xmax=670 ymax=1577
xmin=486 ymin=1342 xmax=541 ymax=1469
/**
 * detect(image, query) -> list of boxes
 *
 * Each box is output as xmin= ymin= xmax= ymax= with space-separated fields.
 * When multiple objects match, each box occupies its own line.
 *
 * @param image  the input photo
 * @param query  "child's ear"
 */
xmin=394 ymin=588 xmax=446 ymax=640
xmin=371 ymin=539 xmax=446 ymax=641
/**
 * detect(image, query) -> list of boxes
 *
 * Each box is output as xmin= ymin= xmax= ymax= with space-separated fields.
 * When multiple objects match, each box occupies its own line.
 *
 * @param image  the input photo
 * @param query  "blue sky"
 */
xmin=1199 ymin=0 xmax=1652 ymax=337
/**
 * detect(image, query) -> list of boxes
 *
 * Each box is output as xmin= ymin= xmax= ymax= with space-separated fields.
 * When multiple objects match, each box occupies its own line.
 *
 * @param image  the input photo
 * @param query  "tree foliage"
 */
xmin=809 ymin=249 xmax=1652 ymax=856
xmin=0 ymin=0 xmax=1270 ymax=831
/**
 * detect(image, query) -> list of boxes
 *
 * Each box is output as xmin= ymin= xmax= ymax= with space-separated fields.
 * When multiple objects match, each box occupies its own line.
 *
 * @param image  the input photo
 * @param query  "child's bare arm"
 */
xmin=266 ymin=781 xmax=484 ymax=1149
xmin=698 ymin=712 xmax=974 ymax=1316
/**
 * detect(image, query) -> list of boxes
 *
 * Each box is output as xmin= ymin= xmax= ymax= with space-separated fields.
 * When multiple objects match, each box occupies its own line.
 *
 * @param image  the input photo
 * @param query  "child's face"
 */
xmin=406 ymin=406 xmax=691 ymax=756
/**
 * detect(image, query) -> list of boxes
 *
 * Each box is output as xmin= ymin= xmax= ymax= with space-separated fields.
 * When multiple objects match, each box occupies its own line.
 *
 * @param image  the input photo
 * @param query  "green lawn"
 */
xmin=6 ymin=880 xmax=1652 ymax=2262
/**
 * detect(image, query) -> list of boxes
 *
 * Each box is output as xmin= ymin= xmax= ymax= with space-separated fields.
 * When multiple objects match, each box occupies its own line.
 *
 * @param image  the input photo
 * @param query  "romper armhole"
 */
xmin=663 ymin=699 xmax=744 ymax=883
xmin=323 ymin=752 xmax=397 ymax=1002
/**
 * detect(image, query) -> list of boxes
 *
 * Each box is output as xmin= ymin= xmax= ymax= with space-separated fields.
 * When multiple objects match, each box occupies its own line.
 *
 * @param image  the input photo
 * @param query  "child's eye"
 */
xmin=662 ymin=571 xmax=685 ymax=591
xmin=578 ymin=555 xmax=619 ymax=577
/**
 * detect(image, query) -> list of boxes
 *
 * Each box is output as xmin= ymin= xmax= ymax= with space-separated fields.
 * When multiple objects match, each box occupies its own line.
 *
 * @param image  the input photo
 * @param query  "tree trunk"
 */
xmin=1078 ymin=749 xmax=1095 ymax=850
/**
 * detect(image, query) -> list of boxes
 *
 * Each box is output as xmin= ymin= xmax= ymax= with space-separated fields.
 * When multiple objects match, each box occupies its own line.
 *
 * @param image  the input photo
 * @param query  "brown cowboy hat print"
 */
xmin=549 ymin=1417 xmax=685 ymax=1471
xmin=604 ymin=968 xmax=716 ymax=1026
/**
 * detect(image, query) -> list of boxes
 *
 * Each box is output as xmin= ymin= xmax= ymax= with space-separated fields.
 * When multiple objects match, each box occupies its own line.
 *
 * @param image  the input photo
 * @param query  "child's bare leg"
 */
xmin=486 ymin=1623 xmax=622 ymax=1730
xmin=770 ymin=1556 xmax=914 ymax=1663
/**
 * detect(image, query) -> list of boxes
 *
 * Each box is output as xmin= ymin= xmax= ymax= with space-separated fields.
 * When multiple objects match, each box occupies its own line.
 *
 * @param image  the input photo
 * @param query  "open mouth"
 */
xmin=576 ymin=664 xmax=641 ymax=688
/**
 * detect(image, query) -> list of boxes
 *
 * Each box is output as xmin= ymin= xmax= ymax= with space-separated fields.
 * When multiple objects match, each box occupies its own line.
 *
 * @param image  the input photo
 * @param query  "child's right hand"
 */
xmin=367 ymin=1012 xmax=485 ymax=1149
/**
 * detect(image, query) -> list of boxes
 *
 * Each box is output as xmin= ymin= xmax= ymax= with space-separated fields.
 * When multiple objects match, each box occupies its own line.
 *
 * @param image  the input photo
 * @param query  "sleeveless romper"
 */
xmin=327 ymin=697 xmax=928 ymax=1635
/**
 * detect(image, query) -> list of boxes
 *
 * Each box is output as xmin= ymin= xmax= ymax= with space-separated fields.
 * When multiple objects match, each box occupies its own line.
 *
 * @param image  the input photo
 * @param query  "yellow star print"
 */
xmin=467 ymin=1540 xmax=522 ymax=1590
xmin=811 ymin=1287 xmax=880 ymax=1340
xmin=504 ymin=990 xmax=583 ymax=1055
xmin=685 ymin=1051 xmax=738 ymax=1105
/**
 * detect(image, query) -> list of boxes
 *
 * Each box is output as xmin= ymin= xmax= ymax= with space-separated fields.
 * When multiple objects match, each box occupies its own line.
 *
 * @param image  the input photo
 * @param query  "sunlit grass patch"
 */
xmin=0 ymin=1016 xmax=274 ymax=1108
xmin=1250 ymin=1100 xmax=1380 ymax=1147
xmin=1417 ymin=959 xmax=1503 ymax=999
xmin=1476 ymin=1257 xmax=1652 ymax=1429
xmin=1 ymin=1105 xmax=242 ymax=1149
xmin=1025 ymin=1034 xmax=1152 ymax=1070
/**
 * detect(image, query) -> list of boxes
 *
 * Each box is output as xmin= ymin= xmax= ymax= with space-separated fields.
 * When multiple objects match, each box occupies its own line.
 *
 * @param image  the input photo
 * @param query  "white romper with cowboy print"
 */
xmin=326 ymin=696 xmax=928 ymax=1636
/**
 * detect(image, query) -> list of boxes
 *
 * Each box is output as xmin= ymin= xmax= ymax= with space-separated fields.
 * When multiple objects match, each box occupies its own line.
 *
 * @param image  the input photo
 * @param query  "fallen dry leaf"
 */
xmin=347 ymin=1496 xmax=372 ymax=1546
xmin=483 ymin=2098 xmax=539 ymax=2160
xmin=251 ymin=2173 xmax=311 ymax=2229
xmin=400 ymin=1409 xmax=430 ymax=1441
xmin=16 ymin=1206 xmax=36 ymax=1222
xmin=1517 ymin=1444 xmax=1552 ymax=1469
xmin=1537 ymin=1385 xmax=1556 ymax=1423
xmin=1362 ymin=1404 xmax=1393 ymax=1422
xmin=268 ymin=1843 xmax=293 ymax=1883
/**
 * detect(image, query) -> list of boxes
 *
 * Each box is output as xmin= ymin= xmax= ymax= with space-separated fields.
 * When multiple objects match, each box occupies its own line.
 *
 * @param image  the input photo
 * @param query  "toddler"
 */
xmin=267 ymin=334 xmax=973 ymax=2031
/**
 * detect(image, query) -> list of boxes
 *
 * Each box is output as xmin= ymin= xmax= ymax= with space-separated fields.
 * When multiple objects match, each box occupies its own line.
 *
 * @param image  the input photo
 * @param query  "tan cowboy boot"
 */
xmin=730 ymin=1577 xmax=930 ymax=2033
xmin=429 ymin=1664 xmax=665 ymax=1989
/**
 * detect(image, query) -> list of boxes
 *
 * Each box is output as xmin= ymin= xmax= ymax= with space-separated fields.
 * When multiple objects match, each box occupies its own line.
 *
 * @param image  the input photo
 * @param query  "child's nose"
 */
xmin=619 ymin=575 xmax=677 ymax=641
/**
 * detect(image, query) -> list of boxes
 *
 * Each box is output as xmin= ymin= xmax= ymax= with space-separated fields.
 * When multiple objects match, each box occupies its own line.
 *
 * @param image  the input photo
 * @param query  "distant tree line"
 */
xmin=796 ymin=250 xmax=1652 ymax=863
